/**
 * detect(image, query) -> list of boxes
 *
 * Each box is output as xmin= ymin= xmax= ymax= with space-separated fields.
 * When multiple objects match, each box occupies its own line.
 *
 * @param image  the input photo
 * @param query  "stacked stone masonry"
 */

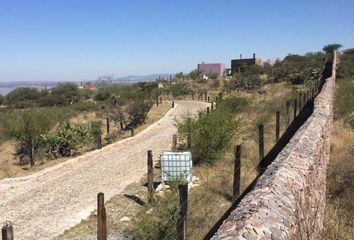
xmin=211 ymin=54 xmax=336 ymax=240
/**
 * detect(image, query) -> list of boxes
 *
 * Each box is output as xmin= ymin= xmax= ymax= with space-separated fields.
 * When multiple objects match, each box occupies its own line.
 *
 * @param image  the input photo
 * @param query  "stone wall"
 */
xmin=211 ymin=54 xmax=336 ymax=240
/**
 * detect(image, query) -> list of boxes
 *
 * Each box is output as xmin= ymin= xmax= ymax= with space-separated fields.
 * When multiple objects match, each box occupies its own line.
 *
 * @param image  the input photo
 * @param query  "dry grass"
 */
xmin=322 ymin=120 xmax=354 ymax=240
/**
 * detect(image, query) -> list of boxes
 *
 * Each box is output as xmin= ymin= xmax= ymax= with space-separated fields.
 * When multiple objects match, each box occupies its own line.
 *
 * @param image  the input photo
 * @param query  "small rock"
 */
xmin=146 ymin=208 xmax=153 ymax=214
xmin=120 ymin=216 xmax=131 ymax=222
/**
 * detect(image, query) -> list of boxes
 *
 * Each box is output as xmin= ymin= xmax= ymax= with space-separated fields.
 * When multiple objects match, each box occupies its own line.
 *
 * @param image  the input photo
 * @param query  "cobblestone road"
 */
xmin=0 ymin=101 xmax=208 ymax=240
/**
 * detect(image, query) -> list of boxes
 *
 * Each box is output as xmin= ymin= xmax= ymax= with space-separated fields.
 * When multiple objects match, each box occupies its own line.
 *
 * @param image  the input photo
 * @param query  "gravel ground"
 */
xmin=0 ymin=101 xmax=208 ymax=240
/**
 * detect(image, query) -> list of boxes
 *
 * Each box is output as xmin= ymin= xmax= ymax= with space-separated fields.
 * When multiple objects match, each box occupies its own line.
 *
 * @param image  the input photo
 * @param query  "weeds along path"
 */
xmin=0 ymin=101 xmax=208 ymax=240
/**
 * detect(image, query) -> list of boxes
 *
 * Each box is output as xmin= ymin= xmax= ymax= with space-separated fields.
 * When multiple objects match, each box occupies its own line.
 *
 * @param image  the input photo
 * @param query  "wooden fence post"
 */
xmin=204 ymin=91 xmax=208 ymax=102
xmin=106 ymin=118 xmax=110 ymax=135
xmin=232 ymin=145 xmax=241 ymax=200
xmin=177 ymin=184 xmax=188 ymax=240
xmin=97 ymin=131 xmax=102 ymax=149
xmin=172 ymin=134 xmax=177 ymax=151
xmin=172 ymin=101 xmax=175 ymax=108
xmin=207 ymin=107 xmax=210 ymax=114
xmin=293 ymin=99 xmax=298 ymax=120
xmin=97 ymin=192 xmax=107 ymax=240
xmin=130 ymin=128 xmax=134 ymax=137
xmin=147 ymin=150 xmax=154 ymax=204
xmin=276 ymin=111 xmax=280 ymax=142
xmin=285 ymin=101 xmax=290 ymax=127
xmin=120 ymin=121 xmax=124 ymax=130
xmin=207 ymin=96 xmax=210 ymax=102
xmin=2 ymin=222 xmax=14 ymax=240
xmin=258 ymin=124 xmax=264 ymax=162
xmin=211 ymin=102 xmax=214 ymax=111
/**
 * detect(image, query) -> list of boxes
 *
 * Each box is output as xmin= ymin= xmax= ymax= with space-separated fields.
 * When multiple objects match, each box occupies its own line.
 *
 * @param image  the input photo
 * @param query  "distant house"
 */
xmin=197 ymin=62 xmax=225 ymax=78
xmin=231 ymin=53 xmax=262 ymax=74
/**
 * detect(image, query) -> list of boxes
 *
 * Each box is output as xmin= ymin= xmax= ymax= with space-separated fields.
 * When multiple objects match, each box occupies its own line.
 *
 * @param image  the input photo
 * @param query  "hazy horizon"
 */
xmin=1 ymin=0 xmax=353 ymax=82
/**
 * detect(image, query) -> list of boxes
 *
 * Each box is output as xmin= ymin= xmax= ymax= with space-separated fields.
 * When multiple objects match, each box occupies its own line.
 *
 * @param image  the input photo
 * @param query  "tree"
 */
xmin=208 ymin=72 xmax=219 ymax=80
xmin=175 ymin=72 xmax=184 ymax=79
xmin=189 ymin=69 xmax=202 ymax=80
xmin=105 ymin=105 xmax=126 ymax=129
xmin=5 ymin=87 xmax=41 ymax=108
xmin=323 ymin=44 xmax=342 ymax=54
xmin=0 ymin=94 xmax=4 ymax=106
xmin=4 ymin=109 xmax=55 ymax=166
xmin=126 ymin=101 xmax=151 ymax=127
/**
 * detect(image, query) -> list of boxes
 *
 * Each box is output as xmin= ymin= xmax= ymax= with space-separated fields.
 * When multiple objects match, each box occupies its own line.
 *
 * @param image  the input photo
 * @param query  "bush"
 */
xmin=42 ymin=122 xmax=92 ymax=158
xmin=229 ymin=74 xmax=261 ymax=90
xmin=39 ymin=94 xmax=67 ymax=107
xmin=189 ymin=69 xmax=202 ymax=80
xmin=175 ymin=109 xmax=239 ymax=165
xmin=166 ymin=83 xmax=193 ymax=97
xmin=288 ymin=72 xmax=306 ymax=85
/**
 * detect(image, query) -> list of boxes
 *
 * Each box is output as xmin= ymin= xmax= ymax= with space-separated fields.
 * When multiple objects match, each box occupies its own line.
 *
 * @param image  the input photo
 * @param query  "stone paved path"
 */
xmin=0 ymin=101 xmax=208 ymax=240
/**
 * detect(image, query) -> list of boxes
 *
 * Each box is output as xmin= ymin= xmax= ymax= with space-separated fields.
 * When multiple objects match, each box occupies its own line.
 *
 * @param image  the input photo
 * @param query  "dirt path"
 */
xmin=0 ymin=101 xmax=208 ymax=240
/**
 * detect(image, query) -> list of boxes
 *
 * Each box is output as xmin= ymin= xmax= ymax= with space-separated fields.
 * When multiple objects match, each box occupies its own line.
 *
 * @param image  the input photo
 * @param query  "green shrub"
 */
xmin=42 ymin=122 xmax=92 ymax=158
xmin=39 ymin=94 xmax=67 ymax=107
xmin=230 ymin=74 xmax=261 ymax=90
xmin=166 ymin=83 xmax=193 ymax=97
xmin=288 ymin=72 xmax=306 ymax=85
xmin=175 ymin=109 xmax=239 ymax=165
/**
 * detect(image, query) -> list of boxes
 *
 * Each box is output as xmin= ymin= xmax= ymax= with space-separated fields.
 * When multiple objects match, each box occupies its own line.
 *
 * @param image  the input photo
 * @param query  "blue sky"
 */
xmin=0 ymin=0 xmax=353 ymax=82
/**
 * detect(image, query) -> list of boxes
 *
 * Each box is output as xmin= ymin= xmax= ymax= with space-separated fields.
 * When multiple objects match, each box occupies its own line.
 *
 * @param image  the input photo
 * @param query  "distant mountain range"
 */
xmin=116 ymin=73 xmax=173 ymax=82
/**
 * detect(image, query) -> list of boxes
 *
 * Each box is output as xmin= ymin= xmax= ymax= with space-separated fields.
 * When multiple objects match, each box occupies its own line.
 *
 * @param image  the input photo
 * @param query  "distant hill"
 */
xmin=0 ymin=74 xmax=174 ymax=95
xmin=116 ymin=74 xmax=173 ymax=82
